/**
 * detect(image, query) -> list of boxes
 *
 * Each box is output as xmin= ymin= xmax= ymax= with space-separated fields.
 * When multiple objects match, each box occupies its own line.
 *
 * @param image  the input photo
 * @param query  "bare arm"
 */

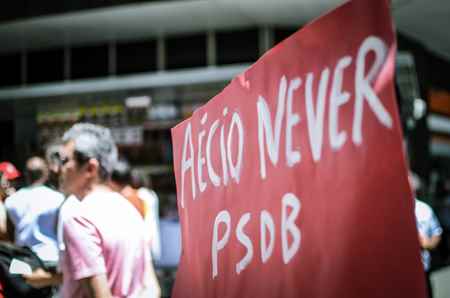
xmin=419 ymin=233 xmax=441 ymax=250
xmin=23 ymin=268 xmax=62 ymax=288
xmin=81 ymin=273 xmax=113 ymax=298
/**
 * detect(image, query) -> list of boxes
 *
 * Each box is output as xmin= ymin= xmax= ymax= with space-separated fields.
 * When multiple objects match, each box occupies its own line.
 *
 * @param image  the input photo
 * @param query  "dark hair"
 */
xmin=111 ymin=158 xmax=131 ymax=186
xmin=25 ymin=157 xmax=48 ymax=185
xmin=45 ymin=139 xmax=63 ymax=168
xmin=130 ymin=170 xmax=152 ymax=189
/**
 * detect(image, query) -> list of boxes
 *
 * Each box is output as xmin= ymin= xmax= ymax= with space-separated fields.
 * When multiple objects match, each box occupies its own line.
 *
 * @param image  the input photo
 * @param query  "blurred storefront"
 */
xmin=395 ymin=34 xmax=450 ymax=199
xmin=0 ymin=0 xmax=300 ymax=217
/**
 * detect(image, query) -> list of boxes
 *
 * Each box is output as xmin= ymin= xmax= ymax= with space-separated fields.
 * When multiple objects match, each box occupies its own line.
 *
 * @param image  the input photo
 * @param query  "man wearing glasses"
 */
xmin=57 ymin=123 xmax=153 ymax=298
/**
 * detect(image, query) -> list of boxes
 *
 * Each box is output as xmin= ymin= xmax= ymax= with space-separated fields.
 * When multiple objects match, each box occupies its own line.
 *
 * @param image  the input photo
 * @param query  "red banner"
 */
xmin=171 ymin=0 xmax=425 ymax=297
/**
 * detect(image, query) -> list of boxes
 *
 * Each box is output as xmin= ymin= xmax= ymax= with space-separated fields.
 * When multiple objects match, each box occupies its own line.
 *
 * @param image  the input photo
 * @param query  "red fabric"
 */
xmin=171 ymin=0 xmax=426 ymax=297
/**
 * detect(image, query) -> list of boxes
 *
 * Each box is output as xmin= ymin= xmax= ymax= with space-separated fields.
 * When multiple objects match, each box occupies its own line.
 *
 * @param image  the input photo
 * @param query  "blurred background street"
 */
xmin=0 ymin=1 xmax=450 ymax=297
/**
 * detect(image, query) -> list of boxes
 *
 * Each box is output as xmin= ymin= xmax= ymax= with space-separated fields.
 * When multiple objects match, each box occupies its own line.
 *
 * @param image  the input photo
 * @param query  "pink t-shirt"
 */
xmin=61 ymin=190 xmax=151 ymax=298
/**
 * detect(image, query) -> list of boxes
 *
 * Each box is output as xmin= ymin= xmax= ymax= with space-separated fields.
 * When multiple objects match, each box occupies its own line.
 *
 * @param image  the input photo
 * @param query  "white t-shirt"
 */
xmin=415 ymin=198 xmax=442 ymax=271
xmin=138 ymin=187 xmax=161 ymax=262
xmin=5 ymin=184 xmax=64 ymax=262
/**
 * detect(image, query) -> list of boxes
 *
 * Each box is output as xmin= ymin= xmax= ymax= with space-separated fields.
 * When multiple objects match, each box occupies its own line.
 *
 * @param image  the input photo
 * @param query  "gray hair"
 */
xmin=62 ymin=123 xmax=118 ymax=181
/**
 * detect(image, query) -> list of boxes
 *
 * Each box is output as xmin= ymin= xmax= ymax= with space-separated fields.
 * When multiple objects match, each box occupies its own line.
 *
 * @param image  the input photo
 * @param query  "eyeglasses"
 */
xmin=59 ymin=153 xmax=89 ymax=166
xmin=59 ymin=155 xmax=71 ymax=166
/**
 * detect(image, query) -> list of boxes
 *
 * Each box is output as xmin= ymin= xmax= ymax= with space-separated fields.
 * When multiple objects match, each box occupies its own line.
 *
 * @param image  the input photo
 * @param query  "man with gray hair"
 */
xmin=58 ymin=123 xmax=154 ymax=298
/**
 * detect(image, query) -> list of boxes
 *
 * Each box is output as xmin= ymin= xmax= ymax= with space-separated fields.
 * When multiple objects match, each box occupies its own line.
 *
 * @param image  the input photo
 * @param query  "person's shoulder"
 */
xmin=65 ymin=196 xmax=93 ymax=222
xmin=112 ymin=190 xmax=140 ymax=210
xmin=38 ymin=185 xmax=65 ymax=198
xmin=416 ymin=199 xmax=432 ymax=209
xmin=416 ymin=199 xmax=428 ymax=207
xmin=137 ymin=187 xmax=158 ymax=202
xmin=121 ymin=186 xmax=138 ymax=200
xmin=64 ymin=195 xmax=81 ymax=208
xmin=62 ymin=208 xmax=96 ymax=238
xmin=85 ymin=189 xmax=125 ymax=202
xmin=34 ymin=184 xmax=57 ymax=193
xmin=113 ymin=190 xmax=147 ymax=220
xmin=4 ymin=187 xmax=28 ymax=208
xmin=81 ymin=190 xmax=129 ymax=213
xmin=415 ymin=199 xmax=434 ymax=218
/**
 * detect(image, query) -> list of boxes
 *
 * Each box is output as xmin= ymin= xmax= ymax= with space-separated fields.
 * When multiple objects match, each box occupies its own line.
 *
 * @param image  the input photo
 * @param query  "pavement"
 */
xmin=431 ymin=266 xmax=450 ymax=298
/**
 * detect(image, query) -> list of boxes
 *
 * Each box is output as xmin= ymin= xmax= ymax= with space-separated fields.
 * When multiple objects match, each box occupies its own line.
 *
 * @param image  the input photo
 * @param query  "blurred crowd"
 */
xmin=0 ymin=123 xmax=180 ymax=298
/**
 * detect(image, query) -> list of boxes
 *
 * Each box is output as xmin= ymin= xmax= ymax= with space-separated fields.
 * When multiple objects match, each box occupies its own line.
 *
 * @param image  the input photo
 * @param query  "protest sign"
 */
xmin=171 ymin=0 xmax=426 ymax=297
